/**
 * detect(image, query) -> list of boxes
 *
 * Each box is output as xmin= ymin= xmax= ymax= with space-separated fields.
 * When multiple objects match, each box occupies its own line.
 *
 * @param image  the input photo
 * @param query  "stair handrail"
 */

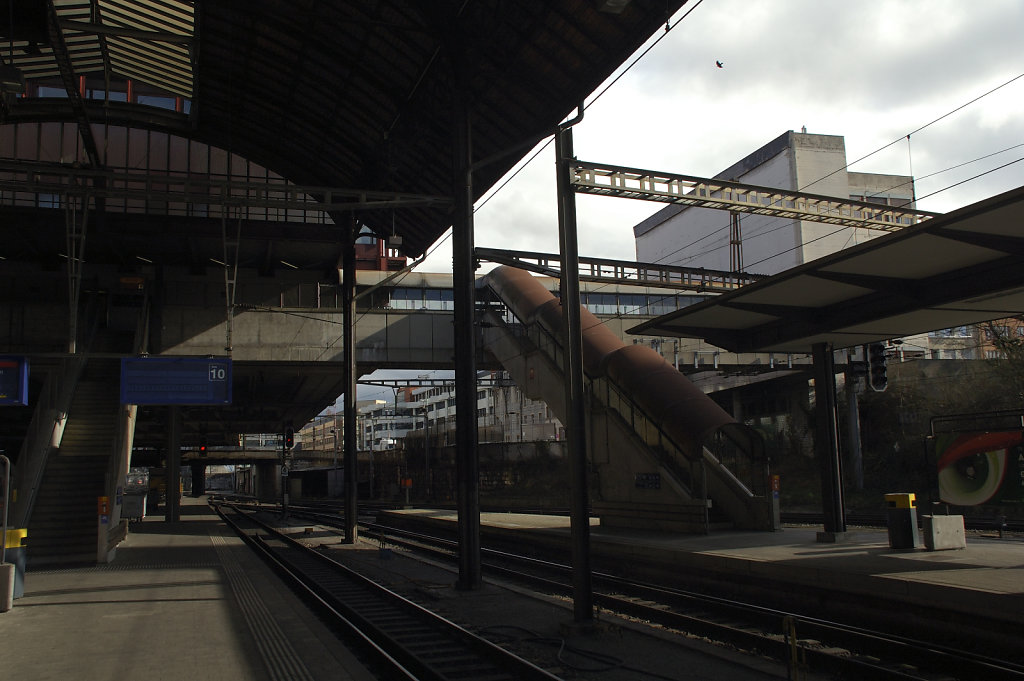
xmin=11 ymin=294 xmax=104 ymax=528
xmin=104 ymin=292 xmax=151 ymax=547
xmin=10 ymin=356 xmax=86 ymax=529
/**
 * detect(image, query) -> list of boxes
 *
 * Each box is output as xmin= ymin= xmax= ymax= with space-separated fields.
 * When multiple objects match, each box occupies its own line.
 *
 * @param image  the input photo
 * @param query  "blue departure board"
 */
xmin=0 ymin=356 xmax=29 ymax=406
xmin=120 ymin=357 xmax=232 ymax=405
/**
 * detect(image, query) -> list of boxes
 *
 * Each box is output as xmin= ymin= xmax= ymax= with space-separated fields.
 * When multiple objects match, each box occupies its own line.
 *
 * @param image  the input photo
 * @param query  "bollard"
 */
xmin=1 ymin=562 xmax=13 ymax=613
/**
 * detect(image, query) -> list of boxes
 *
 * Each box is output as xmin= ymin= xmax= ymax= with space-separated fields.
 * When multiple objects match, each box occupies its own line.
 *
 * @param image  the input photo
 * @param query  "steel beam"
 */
xmin=343 ymin=218 xmax=358 ymax=543
xmin=572 ymin=160 xmax=938 ymax=231
xmin=556 ymin=126 xmax=593 ymax=623
xmin=0 ymin=160 xmax=451 ymax=214
xmin=44 ymin=1 xmax=101 ymax=169
xmin=166 ymin=406 xmax=181 ymax=523
xmin=812 ymin=343 xmax=846 ymax=541
xmin=452 ymin=83 xmax=481 ymax=590
xmin=475 ymin=247 xmax=762 ymax=292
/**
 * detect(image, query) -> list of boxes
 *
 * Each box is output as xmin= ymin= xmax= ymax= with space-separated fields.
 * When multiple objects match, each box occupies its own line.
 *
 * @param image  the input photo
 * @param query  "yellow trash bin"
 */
xmin=884 ymin=493 xmax=921 ymax=549
xmin=3 ymin=528 xmax=28 ymax=598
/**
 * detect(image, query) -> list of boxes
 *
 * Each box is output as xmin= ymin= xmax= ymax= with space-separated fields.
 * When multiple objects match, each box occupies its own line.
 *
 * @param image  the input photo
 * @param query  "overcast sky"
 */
xmin=415 ymin=0 xmax=1024 ymax=273
xmin=358 ymin=0 xmax=1024 ymax=400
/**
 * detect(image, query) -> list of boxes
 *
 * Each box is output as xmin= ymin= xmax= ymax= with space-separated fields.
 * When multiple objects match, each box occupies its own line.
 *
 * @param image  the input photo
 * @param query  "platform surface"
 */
xmin=383 ymin=509 xmax=1024 ymax=624
xmin=0 ymin=497 xmax=375 ymax=681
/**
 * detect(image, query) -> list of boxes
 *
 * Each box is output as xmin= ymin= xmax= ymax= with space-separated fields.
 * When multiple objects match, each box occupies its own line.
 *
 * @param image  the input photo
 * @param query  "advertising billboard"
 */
xmin=936 ymin=430 xmax=1024 ymax=506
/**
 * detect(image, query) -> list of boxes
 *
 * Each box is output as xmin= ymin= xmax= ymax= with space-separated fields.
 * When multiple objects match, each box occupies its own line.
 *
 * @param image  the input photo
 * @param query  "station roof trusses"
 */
xmin=4 ymin=1 xmax=195 ymax=97
xmin=1 ymin=1 xmax=685 ymax=259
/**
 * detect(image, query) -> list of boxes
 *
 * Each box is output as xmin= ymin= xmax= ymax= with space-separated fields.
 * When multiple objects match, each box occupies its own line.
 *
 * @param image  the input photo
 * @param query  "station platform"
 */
xmin=4 ymin=501 xmax=1020 ymax=681
xmin=379 ymin=509 xmax=1024 ymax=627
xmin=0 ymin=496 xmax=375 ymax=681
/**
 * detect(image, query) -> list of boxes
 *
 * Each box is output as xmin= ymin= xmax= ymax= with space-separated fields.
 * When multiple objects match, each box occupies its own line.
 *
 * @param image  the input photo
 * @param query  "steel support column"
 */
xmin=165 ymin=407 xmax=181 ymax=523
xmin=812 ymin=342 xmax=846 ymax=540
xmin=555 ymin=126 xmax=593 ymax=622
xmin=452 ymin=86 xmax=481 ymax=590
xmin=343 ymin=218 xmax=358 ymax=543
xmin=845 ymin=370 xmax=864 ymax=491
xmin=190 ymin=461 xmax=206 ymax=497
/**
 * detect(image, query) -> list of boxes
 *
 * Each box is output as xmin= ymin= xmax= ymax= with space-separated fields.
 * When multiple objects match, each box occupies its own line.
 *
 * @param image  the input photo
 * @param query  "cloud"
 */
xmin=417 ymin=0 xmax=1024 ymax=275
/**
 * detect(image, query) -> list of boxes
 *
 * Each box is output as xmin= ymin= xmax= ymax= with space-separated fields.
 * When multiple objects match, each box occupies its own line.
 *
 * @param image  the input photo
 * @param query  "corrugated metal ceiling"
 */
xmin=1 ymin=1 xmax=683 ymax=262
xmin=5 ymin=1 xmax=194 ymax=96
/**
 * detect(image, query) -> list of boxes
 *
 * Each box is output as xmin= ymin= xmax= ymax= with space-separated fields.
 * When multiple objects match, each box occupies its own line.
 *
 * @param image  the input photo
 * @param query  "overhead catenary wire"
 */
xmin=474 ymin=0 xmax=706 ymax=214
xmin=325 ymin=21 xmax=1022 ymax=385
xmin=742 ymin=154 xmax=1024 ymax=271
xmin=667 ymin=141 xmax=1024 ymax=270
xmin=643 ymin=72 xmax=1024 ymax=270
xmin=319 ymin=143 xmax=1024 ymax=377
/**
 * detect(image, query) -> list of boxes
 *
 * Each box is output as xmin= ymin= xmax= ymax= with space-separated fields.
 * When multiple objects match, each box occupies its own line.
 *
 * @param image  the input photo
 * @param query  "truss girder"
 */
xmin=45 ymin=1 xmax=102 ymax=169
xmin=571 ymin=161 xmax=940 ymax=232
xmin=475 ymin=247 xmax=764 ymax=293
xmin=0 ymin=160 xmax=451 ymax=214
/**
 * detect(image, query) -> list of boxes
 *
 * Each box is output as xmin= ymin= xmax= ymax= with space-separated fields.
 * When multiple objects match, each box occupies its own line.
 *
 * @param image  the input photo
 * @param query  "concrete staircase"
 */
xmin=27 ymin=364 xmax=121 ymax=566
xmin=480 ymin=268 xmax=776 ymax=532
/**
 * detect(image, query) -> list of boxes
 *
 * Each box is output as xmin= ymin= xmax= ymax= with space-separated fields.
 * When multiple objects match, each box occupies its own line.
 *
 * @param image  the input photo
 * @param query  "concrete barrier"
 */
xmin=922 ymin=514 xmax=966 ymax=551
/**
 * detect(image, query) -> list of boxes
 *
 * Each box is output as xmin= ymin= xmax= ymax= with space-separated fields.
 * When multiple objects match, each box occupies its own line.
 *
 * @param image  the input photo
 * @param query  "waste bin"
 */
xmin=3 ymin=528 xmax=27 ymax=598
xmin=122 ymin=491 xmax=147 ymax=521
xmin=884 ymin=493 xmax=921 ymax=549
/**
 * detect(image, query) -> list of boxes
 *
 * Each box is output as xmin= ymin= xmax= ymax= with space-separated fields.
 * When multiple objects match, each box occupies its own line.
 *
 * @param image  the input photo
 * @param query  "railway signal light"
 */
xmin=284 ymin=427 xmax=294 ymax=450
xmin=868 ymin=342 xmax=888 ymax=392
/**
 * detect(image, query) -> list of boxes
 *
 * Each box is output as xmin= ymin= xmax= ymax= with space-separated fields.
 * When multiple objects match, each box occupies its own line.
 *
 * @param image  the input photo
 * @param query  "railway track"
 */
xmin=265 ymin=503 xmax=1022 ymax=681
xmin=357 ymin=522 xmax=1024 ymax=681
xmin=231 ymin=497 xmax=1023 ymax=535
xmin=214 ymin=502 xmax=564 ymax=681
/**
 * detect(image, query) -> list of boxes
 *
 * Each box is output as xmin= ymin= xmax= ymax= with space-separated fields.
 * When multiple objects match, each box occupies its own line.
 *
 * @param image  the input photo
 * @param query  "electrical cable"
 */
xmin=475 ymin=0 xmax=706 ymax=213
xmin=743 ymin=154 xmax=1024 ymax=271
xmin=668 ymin=144 xmax=1024 ymax=270
xmin=323 ymin=20 xmax=1022 ymax=398
xmin=799 ymin=71 xmax=1024 ymax=195
xmin=640 ymin=73 xmax=1024 ymax=270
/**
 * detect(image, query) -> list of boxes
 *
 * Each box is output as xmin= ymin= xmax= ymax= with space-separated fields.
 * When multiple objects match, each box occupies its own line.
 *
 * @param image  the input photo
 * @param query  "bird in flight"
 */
xmin=716 ymin=60 xmax=724 ymax=68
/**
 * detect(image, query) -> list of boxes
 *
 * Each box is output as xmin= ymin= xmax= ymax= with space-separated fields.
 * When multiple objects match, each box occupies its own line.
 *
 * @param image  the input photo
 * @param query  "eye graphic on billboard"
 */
xmin=936 ymin=430 xmax=1024 ymax=506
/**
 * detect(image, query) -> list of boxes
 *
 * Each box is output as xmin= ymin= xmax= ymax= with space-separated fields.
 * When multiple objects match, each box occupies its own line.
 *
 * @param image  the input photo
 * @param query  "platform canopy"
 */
xmin=628 ymin=186 xmax=1024 ymax=353
xmin=1 ymin=0 xmax=684 ymax=261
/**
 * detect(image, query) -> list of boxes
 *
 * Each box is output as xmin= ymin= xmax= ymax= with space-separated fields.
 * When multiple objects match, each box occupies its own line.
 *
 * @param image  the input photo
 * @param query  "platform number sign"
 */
xmin=209 ymin=362 xmax=228 ymax=382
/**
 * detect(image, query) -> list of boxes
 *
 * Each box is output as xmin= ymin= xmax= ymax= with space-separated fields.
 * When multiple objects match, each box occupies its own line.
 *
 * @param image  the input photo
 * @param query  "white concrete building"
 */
xmin=633 ymin=130 xmax=916 ymax=276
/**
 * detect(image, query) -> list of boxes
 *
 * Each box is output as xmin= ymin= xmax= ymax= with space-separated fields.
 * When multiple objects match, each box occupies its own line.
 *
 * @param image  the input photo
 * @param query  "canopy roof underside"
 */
xmin=0 ymin=0 xmax=683 ymax=259
xmin=629 ymin=186 xmax=1024 ymax=353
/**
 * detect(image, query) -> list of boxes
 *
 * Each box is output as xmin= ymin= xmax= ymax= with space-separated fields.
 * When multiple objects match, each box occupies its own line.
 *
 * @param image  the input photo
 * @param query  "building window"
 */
xmin=424 ymin=288 xmax=454 ymax=310
xmin=38 ymin=193 xmax=60 ymax=209
xmin=618 ymin=294 xmax=648 ymax=315
xmin=582 ymin=292 xmax=616 ymax=315
xmin=388 ymin=287 xmax=422 ymax=309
